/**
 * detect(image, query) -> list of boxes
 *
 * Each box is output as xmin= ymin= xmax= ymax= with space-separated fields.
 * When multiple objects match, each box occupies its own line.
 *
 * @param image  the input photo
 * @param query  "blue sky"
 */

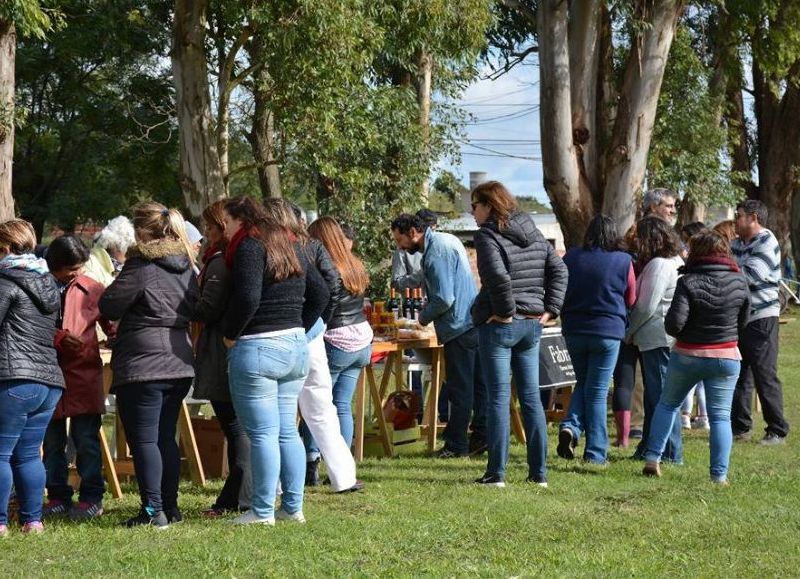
xmin=437 ymin=60 xmax=548 ymax=206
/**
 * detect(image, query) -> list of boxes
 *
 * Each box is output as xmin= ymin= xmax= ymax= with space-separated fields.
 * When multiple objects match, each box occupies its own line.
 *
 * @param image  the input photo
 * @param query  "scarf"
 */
xmin=686 ymin=255 xmax=740 ymax=272
xmin=224 ymin=226 xmax=257 ymax=270
xmin=0 ymin=253 xmax=49 ymax=275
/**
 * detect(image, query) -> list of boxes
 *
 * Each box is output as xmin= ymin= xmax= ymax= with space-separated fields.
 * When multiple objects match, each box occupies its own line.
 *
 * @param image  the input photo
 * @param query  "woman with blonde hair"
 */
xmin=99 ymin=202 xmax=196 ymax=528
xmin=470 ymin=181 xmax=568 ymax=487
xmin=0 ymin=219 xmax=63 ymax=535
xmin=306 ymin=217 xmax=372 ymax=477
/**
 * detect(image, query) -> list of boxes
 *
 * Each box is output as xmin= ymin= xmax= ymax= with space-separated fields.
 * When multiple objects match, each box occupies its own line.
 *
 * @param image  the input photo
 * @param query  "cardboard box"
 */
xmin=191 ymin=417 xmax=228 ymax=479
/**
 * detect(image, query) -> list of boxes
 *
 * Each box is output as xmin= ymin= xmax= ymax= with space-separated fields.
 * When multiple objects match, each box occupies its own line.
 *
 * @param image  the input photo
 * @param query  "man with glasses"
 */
xmin=731 ymin=199 xmax=789 ymax=445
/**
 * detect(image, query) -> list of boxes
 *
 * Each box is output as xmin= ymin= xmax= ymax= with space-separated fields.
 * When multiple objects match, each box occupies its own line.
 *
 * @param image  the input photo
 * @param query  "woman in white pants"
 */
xmin=262 ymin=199 xmax=361 ymax=493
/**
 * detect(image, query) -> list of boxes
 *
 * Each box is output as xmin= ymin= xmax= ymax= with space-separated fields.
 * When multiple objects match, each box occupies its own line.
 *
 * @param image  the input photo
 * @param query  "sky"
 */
xmin=437 ymin=59 xmax=548 ymax=206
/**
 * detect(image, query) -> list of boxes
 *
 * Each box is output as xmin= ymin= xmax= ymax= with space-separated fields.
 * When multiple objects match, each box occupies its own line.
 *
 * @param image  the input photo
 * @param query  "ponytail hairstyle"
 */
xmin=262 ymin=197 xmax=309 ymax=243
xmin=308 ymin=216 xmax=369 ymax=295
xmin=223 ymin=196 xmax=302 ymax=281
xmin=132 ymin=201 xmax=196 ymax=260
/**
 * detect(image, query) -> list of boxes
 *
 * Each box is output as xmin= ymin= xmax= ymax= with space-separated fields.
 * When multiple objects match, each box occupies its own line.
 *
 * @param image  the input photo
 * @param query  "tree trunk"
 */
xmin=568 ymin=0 xmax=602 ymax=198
xmin=172 ymin=0 xmax=225 ymax=218
xmin=248 ymin=73 xmax=282 ymax=199
xmin=0 ymin=20 xmax=15 ymax=221
xmin=416 ymin=50 xmax=432 ymax=204
xmin=791 ymin=187 xmax=800 ymax=277
xmin=759 ymin=84 xmax=800 ymax=255
xmin=601 ymin=0 xmax=683 ymax=235
xmin=538 ymin=0 xmax=588 ymax=248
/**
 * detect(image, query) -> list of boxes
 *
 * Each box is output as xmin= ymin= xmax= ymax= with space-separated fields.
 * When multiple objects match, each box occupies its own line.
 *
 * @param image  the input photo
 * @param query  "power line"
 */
xmin=467 ymin=106 xmax=538 ymax=125
xmin=462 ymin=142 xmax=540 ymax=161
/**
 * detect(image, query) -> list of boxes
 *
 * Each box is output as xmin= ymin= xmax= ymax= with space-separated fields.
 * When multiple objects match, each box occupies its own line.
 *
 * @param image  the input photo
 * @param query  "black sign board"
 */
xmin=540 ymin=329 xmax=576 ymax=389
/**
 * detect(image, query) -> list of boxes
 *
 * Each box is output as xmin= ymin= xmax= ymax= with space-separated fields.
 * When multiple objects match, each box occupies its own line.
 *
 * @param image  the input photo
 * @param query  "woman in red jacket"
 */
xmin=42 ymin=236 xmax=114 ymax=521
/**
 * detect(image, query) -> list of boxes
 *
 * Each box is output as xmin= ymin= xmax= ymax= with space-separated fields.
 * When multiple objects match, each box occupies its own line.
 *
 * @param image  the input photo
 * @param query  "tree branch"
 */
xmin=502 ymin=0 xmax=536 ymax=25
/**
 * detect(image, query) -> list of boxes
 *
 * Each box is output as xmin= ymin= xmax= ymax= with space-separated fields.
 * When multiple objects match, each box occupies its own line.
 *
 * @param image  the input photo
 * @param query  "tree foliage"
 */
xmin=13 ymin=0 xmax=180 ymax=234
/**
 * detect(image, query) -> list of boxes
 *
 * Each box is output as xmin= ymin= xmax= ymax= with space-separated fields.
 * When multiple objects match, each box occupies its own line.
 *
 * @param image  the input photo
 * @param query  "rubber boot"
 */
xmin=614 ymin=411 xmax=630 ymax=448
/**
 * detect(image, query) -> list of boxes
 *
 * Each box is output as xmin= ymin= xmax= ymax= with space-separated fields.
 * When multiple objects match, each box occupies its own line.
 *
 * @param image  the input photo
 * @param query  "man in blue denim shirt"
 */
xmin=391 ymin=213 xmax=486 ymax=457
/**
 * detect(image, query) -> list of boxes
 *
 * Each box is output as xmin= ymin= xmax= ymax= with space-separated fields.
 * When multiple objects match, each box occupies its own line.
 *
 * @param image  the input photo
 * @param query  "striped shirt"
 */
xmin=732 ymin=228 xmax=781 ymax=321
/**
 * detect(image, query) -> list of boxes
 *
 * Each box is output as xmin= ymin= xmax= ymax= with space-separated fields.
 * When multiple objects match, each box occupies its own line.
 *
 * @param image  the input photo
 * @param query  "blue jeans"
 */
xmin=560 ymin=335 xmax=621 ymax=463
xmin=479 ymin=319 xmax=547 ymax=480
xmin=645 ymin=354 xmax=740 ymax=480
xmin=0 ymin=381 xmax=62 ymax=525
xmin=635 ymin=347 xmax=682 ymax=462
xmin=442 ymin=328 xmax=482 ymax=455
xmin=43 ymin=414 xmax=105 ymax=503
xmin=229 ymin=331 xmax=309 ymax=518
xmin=303 ymin=342 xmax=371 ymax=456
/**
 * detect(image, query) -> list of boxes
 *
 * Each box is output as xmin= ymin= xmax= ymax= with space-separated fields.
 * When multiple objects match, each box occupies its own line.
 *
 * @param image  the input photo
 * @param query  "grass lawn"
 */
xmin=3 ymin=313 xmax=800 ymax=577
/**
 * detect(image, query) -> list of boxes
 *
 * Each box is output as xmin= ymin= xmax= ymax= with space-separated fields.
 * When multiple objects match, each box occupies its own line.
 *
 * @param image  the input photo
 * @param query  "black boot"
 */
xmin=305 ymin=457 xmax=321 ymax=487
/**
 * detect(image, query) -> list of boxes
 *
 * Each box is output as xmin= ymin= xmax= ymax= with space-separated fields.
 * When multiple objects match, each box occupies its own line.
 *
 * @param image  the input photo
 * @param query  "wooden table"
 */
xmin=353 ymin=336 xmax=444 ymax=462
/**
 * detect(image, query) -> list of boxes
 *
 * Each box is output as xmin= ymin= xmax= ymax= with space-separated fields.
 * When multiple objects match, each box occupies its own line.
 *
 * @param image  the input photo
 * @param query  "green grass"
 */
xmin=4 ymin=314 xmax=800 ymax=577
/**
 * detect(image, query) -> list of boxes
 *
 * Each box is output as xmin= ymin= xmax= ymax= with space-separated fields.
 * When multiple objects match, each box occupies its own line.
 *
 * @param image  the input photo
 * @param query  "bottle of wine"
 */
xmin=412 ymin=289 xmax=422 ymax=321
xmin=402 ymin=288 xmax=412 ymax=319
xmin=388 ymin=288 xmax=399 ymax=320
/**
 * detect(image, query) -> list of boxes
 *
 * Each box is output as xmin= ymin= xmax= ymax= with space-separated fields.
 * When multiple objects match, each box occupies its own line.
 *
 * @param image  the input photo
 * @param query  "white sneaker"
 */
xmin=680 ymin=414 xmax=691 ymax=429
xmin=232 ymin=510 xmax=275 ymax=526
xmin=275 ymin=508 xmax=306 ymax=523
xmin=691 ymin=416 xmax=710 ymax=430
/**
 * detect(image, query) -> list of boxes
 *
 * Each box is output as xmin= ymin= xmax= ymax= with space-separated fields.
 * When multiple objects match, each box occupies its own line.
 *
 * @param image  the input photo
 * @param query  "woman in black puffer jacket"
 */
xmin=0 ymin=219 xmax=63 ymax=535
xmin=470 ymin=181 xmax=568 ymax=488
xmin=99 ymin=202 xmax=196 ymax=528
xmin=642 ymin=231 xmax=750 ymax=485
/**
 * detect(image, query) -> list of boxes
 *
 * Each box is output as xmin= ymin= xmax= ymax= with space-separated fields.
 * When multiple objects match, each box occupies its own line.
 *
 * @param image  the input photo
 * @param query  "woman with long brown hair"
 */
xmin=627 ymin=215 xmax=684 ymax=463
xmin=191 ymin=200 xmax=251 ymax=516
xmin=306 ymin=217 xmax=372 ymax=472
xmin=99 ymin=202 xmax=196 ymax=528
xmin=221 ymin=196 xmax=310 ymax=525
xmin=263 ymin=200 xmax=362 ymax=493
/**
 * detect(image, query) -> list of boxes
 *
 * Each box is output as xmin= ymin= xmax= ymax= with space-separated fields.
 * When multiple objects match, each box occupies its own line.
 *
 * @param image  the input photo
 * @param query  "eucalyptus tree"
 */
xmin=0 ymin=0 xmax=57 ymax=220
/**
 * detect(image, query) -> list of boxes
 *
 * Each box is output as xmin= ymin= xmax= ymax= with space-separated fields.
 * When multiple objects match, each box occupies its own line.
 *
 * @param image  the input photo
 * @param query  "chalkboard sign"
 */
xmin=540 ymin=328 xmax=576 ymax=389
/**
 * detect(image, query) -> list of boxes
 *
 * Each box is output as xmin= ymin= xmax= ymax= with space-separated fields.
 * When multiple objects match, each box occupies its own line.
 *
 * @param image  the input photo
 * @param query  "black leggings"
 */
xmin=116 ymin=379 xmax=191 ymax=512
xmin=612 ymin=343 xmax=640 ymax=412
xmin=210 ymin=400 xmax=251 ymax=510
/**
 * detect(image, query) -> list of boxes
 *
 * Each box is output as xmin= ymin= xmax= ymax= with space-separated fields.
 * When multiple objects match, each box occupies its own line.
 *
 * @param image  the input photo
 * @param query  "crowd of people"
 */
xmin=0 ymin=181 xmax=790 ymax=535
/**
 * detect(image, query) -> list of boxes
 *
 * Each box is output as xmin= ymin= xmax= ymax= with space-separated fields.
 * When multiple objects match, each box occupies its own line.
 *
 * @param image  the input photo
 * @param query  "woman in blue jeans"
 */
xmin=643 ymin=231 xmax=750 ymax=484
xmin=557 ymin=215 xmax=635 ymax=464
xmin=0 ymin=219 xmax=64 ymax=536
xmin=470 ymin=181 xmax=568 ymax=487
xmin=627 ymin=216 xmax=684 ymax=462
xmin=304 ymin=217 xmax=372 ymax=469
xmin=222 ymin=197 xmax=310 ymax=525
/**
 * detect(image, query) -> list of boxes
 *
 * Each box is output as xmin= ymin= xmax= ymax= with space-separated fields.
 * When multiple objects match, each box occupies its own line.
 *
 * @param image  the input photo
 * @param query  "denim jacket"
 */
xmin=419 ymin=227 xmax=478 ymax=344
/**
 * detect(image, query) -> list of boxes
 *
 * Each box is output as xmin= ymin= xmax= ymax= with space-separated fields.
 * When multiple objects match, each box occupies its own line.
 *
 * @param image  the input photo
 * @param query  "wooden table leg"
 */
xmin=178 ymin=402 xmax=206 ymax=486
xmin=99 ymin=427 xmax=123 ymax=499
xmin=115 ymin=413 xmax=128 ymax=460
xmin=510 ymin=380 xmax=526 ymax=444
xmin=379 ymin=352 xmax=397 ymax=400
xmin=367 ymin=365 xmax=393 ymax=458
xmin=354 ymin=369 xmax=366 ymax=462
xmin=426 ymin=347 xmax=444 ymax=452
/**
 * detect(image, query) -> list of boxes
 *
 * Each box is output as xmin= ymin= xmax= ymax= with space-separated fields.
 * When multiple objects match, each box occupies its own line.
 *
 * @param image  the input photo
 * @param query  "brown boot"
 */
xmin=613 ymin=411 xmax=630 ymax=448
